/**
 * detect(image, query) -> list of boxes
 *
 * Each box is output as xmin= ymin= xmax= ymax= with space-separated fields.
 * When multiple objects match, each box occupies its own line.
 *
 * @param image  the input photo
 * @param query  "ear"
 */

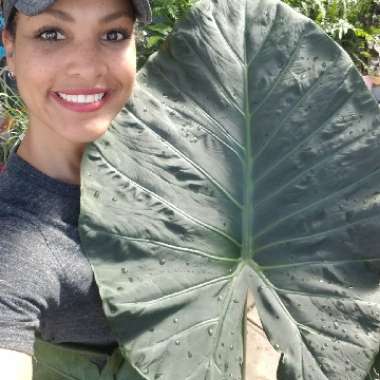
xmin=2 ymin=28 xmax=16 ymax=73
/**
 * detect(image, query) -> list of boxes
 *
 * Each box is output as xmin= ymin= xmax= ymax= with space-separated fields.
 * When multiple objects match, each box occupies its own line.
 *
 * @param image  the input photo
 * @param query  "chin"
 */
xmin=61 ymin=124 xmax=110 ymax=145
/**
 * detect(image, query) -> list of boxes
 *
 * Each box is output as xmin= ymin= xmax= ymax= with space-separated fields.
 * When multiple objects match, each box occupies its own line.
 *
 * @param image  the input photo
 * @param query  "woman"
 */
xmin=0 ymin=0 xmax=151 ymax=378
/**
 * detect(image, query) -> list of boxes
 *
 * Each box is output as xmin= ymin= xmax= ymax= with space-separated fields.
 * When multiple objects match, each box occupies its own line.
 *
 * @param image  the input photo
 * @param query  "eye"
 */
xmin=38 ymin=29 xmax=65 ymax=41
xmin=102 ymin=29 xmax=130 ymax=42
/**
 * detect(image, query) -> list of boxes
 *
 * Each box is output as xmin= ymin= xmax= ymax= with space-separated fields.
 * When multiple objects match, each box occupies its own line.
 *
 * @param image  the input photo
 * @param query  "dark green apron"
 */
xmin=32 ymin=336 xmax=139 ymax=380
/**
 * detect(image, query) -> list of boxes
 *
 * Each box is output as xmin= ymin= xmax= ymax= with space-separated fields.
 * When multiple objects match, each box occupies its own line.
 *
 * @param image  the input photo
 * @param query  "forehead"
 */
xmin=15 ymin=0 xmax=135 ymax=24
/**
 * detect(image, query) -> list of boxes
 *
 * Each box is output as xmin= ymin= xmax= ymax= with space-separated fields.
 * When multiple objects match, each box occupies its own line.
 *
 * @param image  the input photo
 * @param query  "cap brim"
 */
xmin=14 ymin=0 xmax=56 ymax=17
xmin=11 ymin=0 xmax=152 ymax=24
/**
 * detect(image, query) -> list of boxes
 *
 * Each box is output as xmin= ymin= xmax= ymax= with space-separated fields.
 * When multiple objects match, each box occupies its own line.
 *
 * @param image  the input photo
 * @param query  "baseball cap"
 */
xmin=1 ymin=0 xmax=152 ymax=26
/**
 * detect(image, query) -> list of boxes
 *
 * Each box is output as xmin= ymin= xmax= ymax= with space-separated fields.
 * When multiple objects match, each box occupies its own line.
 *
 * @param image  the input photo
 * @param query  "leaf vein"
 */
xmin=273 ymin=285 xmax=367 ymax=303
xmin=251 ymin=64 xmax=329 ymax=163
xmin=247 ymin=3 xmax=280 ymax=69
xmin=213 ymin=17 xmax=244 ymax=66
xmin=260 ymin=256 xmax=380 ymax=270
xmin=114 ymin=276 xmax=233 ymax=307
xmin=249 ymin=25 xmax=307 ymax=118
xmin=182 ymin=38 xmax=244 ymax=116
xmin=156 ymin=65 xmax=245 ymax=152
xmin=154 ymin=319 xmax=219 ymax=346
xmin=94 ymin=144 xmax=242 ymax=248
xmin=299 ymin=324 xmax=366 ymax=350
xmin=254 ymin=68 xmax=354 ymax=189
xmin=128 ymin=111 xmax=244 ymax=211
xmin=253 ymin=157 xmax=380 ymax=241
xmin=137 ymin=83 xmax=246 ymax=164
xmin=89 ymin=230 xmax=240 ymax=263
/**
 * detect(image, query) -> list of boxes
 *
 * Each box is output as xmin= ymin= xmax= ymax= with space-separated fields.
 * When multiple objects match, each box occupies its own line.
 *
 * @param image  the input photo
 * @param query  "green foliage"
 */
xmin=0 ymin=66 xmax=28 ymax=164
xmin=136 ymin=0 xmax=197 ymax=69
xmin=281 ymin=0 xmax=380 ymax=74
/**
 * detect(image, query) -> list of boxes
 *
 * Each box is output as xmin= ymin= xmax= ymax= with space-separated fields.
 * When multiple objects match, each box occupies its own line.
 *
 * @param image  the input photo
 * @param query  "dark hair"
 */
xmin=4 ymin=7 xmax=17 ymax=39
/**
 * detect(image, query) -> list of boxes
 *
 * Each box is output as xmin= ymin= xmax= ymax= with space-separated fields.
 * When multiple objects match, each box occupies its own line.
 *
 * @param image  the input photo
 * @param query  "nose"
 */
xmin=65 ymin=39 xmax=108 ymax=81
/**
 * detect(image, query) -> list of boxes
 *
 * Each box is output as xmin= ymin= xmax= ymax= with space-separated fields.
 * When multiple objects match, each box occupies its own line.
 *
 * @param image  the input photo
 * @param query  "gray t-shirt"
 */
xmin=0 ymin=149 xmax=118 ymax=355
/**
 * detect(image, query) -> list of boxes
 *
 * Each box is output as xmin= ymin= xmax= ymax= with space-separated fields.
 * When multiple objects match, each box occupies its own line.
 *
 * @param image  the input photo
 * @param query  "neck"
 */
xmin=17 ymin=125 xmax=86 ymax=186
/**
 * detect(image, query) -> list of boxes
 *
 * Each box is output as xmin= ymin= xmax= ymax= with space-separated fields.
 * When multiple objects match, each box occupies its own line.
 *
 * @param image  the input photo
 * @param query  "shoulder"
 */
xmin=0 ymin=213 xmax=63 ymax=310
xmin=0 ymin=213 xmax=63 ymax=282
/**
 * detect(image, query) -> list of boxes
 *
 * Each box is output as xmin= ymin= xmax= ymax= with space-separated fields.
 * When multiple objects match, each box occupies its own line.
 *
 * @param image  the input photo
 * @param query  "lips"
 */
xmin=51 ymin=90 xmax=111 ymax=113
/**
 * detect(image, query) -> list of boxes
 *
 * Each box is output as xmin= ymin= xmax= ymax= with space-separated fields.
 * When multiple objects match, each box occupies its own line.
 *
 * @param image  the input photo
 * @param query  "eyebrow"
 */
xmin=42 ymin=9 xmax=133 ymax=23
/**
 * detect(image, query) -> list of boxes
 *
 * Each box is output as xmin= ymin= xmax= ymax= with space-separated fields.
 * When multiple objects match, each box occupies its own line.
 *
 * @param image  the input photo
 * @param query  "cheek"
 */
xmin=123 ymin=68 xmax=136 ymax=98
xmin=15 ymin=47 xmax=54 ymax=94
xmin=119 ymin=47 xmax=137 ymax=92
xmin=15 ymin=66 xmax=51 ymax=112
xmin=109 ymin=49 xmax=136 ymax=105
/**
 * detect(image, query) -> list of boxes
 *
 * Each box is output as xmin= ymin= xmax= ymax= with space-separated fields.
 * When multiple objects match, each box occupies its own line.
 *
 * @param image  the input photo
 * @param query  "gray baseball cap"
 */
xmin=1 ymin=0 xmax=152 ymax=26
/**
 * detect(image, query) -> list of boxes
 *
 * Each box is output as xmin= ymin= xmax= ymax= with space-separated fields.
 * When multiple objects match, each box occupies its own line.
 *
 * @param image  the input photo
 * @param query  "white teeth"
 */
xmin=58 ymin=92 xmax=105 ymax=103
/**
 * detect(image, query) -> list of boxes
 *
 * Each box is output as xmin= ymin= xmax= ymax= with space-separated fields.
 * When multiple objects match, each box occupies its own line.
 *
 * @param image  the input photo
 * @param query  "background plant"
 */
xmin=282 ymin=0 xmax=380 ymax=74
xmin=136 ymin=0 xmax=197 ymax=68
xmin=0 ymin=65 xmax=28 ymax=165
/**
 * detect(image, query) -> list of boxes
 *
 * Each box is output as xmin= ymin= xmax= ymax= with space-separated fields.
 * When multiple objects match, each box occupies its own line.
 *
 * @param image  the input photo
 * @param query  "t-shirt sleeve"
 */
xmin=0 ymin=217 xmax=61 ymax=355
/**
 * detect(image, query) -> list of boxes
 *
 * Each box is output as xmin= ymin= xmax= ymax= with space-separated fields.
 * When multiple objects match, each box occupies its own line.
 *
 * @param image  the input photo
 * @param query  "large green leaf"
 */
xmin=79 ymin=0 xmax=380 ymax=379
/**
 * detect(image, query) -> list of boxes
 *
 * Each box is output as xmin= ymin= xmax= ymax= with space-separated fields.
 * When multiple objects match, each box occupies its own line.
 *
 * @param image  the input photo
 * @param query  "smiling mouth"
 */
xmin=51 ymin=91 xmax=111 ymax=113
xmin=55 ymin=92 xmax=107 ymax=104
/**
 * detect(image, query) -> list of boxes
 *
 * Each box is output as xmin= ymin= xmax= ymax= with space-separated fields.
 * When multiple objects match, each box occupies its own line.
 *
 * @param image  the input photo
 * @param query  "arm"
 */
xmin=0 ymin=348 xmax=32 ymax=380
xmin=0 ymin=217 xmax=62 ymax=375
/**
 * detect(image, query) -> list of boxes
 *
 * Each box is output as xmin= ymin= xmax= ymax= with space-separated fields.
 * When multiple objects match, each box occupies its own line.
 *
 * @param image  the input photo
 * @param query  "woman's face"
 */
xmin=2 ymin=0 xmax=136 ymax=146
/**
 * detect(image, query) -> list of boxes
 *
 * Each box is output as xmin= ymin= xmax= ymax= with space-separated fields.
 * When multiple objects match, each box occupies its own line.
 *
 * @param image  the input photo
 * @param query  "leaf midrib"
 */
xmin=242 ymin=0 xmax=254 ymax=261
